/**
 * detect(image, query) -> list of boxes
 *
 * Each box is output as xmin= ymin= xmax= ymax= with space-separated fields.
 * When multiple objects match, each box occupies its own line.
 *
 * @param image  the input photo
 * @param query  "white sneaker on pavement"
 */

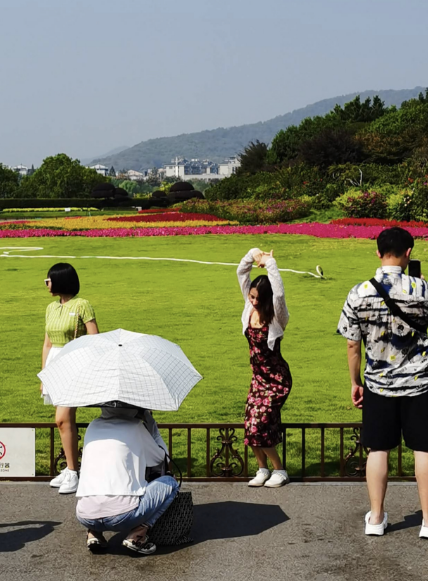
xmin=264 ymin=469 xmax=289 ymax=488
xmin=58 ymin=469 xmax=79 ymax=494
xmin=248 ymin=468 xmax=270 ymax=487
xmin=50 ymin=468 xmax=69 ymax=488
xmin=419 ymin=520 xmax=428 ymax=538
xmin=365 ymin=511 xmax=388 ymax=536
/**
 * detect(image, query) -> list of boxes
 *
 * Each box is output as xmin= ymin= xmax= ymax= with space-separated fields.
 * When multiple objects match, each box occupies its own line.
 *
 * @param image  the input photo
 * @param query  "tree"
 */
xmin=299 ymin=128 xmax=365 ymax=167
xmin=267 ymin=115 xmax=340 ymax=165
xmin=18 ymin=153 xmax=109 ymax=198
xmin=360 ymin=100 xmax=428 ymax=163
xmin=108 ymin=166 xmax=116 ymax=177
xmin=118 ymin=180 xmax=139 ymax=195
xmin=0 ymin=164 xmax=19 ymax=198
xmin=237 ymin=140 xmax=268 ymax=175
xmin=146 ymin=168 xmax=161 ymax=186
xmin=162 ymin=176 xmax=182 ymax=184
xmin=331 ymin=95 xmax=388 ymax=123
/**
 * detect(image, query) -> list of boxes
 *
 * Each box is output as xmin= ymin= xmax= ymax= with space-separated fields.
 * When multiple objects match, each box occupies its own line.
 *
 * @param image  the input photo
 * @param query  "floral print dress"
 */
xmin=243 ymin=323 xmax=292 ymax=448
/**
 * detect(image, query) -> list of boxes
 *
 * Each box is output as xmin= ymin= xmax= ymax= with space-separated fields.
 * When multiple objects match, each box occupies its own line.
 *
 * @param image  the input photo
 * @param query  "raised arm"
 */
xmin=264 ymin=256 xmax=289 ymax=330
xmin=237 ymin=248 xmax=262 ymax=300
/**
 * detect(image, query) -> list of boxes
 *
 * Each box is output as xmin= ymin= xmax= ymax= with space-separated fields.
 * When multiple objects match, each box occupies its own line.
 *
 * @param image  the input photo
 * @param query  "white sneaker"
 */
xmin=365 ymin=511 xmax=388 ymax=536
xmin=419 ymin=520 xmax=428 ymax=538
xmin=264 ymin=470 xmax=289 ymax=488
xmin=58 ymin=470 xmax=79 ymax=494
xmin=248 ymin=468 xmax=270 ymax=487
xmin=50 ymin=468 xmax=69 ymax=488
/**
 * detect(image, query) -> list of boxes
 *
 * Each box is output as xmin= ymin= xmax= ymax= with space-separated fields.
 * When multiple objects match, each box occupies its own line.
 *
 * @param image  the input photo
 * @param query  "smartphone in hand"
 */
xmin=409 ymin=259 xmax=421 ymax=278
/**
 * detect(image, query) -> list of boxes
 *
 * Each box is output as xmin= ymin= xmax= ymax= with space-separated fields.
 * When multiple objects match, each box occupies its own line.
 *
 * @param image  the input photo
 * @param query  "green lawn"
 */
xmin=1 ymin=234 xmax=425 ymax=476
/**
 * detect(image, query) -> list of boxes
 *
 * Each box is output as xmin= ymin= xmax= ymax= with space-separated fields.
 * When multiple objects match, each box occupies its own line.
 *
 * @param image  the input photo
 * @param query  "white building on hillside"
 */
xmin=126 ymin=169 xmax=146 ymax=181
xmin=165 ymin=157 xmax=219 ymax=179
xmin=218 ymin=156 xmax=240 ymax=177
xmin=12 ymin=164 xmax=29 ymax=176
xmin=89 ymin=164 xmax=109 ymax=176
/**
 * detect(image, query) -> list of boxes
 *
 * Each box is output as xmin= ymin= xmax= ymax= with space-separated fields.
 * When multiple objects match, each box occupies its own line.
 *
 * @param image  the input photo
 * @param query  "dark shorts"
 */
xmin=362 ymin=385 xmax=428 ymax=451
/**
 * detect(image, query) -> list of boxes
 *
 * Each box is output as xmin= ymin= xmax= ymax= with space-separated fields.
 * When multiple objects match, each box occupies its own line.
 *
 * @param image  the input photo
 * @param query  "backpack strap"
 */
xmin=369 ymin=277 xmax=427 ymax=334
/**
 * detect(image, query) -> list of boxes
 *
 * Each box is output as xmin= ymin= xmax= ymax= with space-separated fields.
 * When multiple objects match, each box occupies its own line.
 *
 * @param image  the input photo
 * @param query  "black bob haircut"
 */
xmin=377 ymin=227 xmax=414 ymax=258
xmin=47 ymin=263 xmax=80 ymax=296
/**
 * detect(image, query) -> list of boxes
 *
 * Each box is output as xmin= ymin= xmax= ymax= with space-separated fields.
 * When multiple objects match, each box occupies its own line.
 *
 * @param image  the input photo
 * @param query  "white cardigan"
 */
xmin=237 ymin=248 xmax=289 ymax=350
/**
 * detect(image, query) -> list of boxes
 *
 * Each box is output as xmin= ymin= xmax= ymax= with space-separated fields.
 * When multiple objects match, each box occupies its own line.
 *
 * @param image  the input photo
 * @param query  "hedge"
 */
xmin=0 ymin=198 xmax=144 ymax=211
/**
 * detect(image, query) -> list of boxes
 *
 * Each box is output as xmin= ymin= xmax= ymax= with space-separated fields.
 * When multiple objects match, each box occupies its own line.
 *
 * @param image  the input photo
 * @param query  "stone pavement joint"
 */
xmin=0 ymin=482 xmax=425 ymax=581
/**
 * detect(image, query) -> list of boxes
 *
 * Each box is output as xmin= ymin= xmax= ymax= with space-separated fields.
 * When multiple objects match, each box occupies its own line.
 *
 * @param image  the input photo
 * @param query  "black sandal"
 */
xmin=86 ymin=530 xmax=108 ymax=552
xmin=122 ymin=529 xmax=156 ymax=555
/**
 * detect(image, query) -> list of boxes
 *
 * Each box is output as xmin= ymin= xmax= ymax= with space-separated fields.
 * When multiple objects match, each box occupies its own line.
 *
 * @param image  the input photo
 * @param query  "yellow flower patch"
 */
xmin=35 ymin=216 xmax=238 ymax=230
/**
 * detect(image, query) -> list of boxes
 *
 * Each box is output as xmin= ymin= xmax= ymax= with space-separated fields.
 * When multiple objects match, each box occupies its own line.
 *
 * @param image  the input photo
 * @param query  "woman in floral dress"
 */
xmin=237 ymin=248 xmax=292 ymax=487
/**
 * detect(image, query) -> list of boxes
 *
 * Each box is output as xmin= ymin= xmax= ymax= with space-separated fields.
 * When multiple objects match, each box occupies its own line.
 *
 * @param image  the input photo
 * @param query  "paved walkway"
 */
xmin=0 ymin=482 xmax=426 ymax=581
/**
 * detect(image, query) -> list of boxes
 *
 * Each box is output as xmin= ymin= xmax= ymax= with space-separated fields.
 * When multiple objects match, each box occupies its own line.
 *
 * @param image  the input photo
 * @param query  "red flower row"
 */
xmin=331 ymin=218 xmax=428 ymax=228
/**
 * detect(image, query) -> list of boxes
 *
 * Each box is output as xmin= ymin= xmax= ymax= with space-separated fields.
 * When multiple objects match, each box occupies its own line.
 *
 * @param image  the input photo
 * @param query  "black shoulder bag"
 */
xmin=370 ymin=278 xmax=427 ymax=334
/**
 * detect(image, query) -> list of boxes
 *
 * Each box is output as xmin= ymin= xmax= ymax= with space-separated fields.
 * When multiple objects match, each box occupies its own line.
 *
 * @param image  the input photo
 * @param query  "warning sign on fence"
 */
xmin=0 ymin=428 xmax=35 ymax=477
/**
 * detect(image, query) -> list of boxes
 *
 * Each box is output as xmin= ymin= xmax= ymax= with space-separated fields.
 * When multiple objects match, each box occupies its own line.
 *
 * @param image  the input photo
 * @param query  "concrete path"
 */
xmin=0 ymin=482 xmax=426 ymax=581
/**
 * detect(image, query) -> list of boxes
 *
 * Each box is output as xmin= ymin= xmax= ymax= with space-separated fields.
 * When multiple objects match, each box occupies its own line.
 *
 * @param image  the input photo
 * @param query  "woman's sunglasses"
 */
xmin=44 ymin=279 xmax=51 ymax=287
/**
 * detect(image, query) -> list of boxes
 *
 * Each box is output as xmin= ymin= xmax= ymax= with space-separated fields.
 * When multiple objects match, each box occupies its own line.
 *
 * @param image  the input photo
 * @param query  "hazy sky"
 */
xmin=1 ymin=0 xmax=427 ymax=166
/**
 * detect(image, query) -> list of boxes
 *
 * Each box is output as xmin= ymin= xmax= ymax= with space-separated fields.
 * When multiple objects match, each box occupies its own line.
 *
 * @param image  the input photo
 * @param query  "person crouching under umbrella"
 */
xmin=75 ymin=407 xmax=179 ymax=554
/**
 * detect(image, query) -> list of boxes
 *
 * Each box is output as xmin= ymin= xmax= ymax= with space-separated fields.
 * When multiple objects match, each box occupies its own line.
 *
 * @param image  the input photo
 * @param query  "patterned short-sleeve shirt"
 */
xmin=46 ymin=297 xmax=96 ymax=347
xmin=337 ymin=266 xmax=428 ymax=397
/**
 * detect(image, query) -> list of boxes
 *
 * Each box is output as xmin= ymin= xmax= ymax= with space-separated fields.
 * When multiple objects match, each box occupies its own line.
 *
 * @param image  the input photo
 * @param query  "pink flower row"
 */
xmin=2 ymin=222 xmax=428 ymax=239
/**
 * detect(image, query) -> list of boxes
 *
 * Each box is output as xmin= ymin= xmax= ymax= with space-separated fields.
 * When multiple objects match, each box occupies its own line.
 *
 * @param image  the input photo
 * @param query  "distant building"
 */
xmin=125 ymin=169 xmax=146 ymax=181
xmin=12 ymin=164 xmax=29 ymax=177
xmin=165 ymin=157 xmax=219 ymax=179
xmin=218 ymin=156 xmax=240 ymax=177
xmin=89 ymin=164 xmax=109 ymax=177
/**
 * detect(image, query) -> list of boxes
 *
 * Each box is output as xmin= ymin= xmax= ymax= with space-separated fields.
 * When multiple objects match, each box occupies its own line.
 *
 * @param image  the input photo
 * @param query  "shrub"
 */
xmin=386 ymin=189 xmax=413 ymax=221
xmin=168 ymin=190 xmax=204 ymax=203
xmin=0 ymin=198 xmax=137 ymax=211
xmin=205 ymin=166 xmax=328 ymax=202
xmin=334 ymin=189 xmax=388 ymax=218
xmin=179 ymin=198 xmax=311 ymax=224
xmin=169 ymin=181 xmax=194 ymax=193
xmin=92 ymin=183 xmax=116 ymax=198
xmin=408 ymin=180 xmax=428 ymax=221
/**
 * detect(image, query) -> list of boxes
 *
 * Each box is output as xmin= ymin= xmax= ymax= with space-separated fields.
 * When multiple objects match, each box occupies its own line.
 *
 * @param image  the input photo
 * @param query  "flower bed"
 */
xmin=331 ymin=218 xmax=428 ymax=228
xmin=107 ymin=212 xmax=230 ymax=223
xmin=179 ymin=198 xmax=311 ymax=224
xmin=3 ymin=222 xmax=428 ymax=239
xmin=28 ymin=214 xmax=236 ymax=231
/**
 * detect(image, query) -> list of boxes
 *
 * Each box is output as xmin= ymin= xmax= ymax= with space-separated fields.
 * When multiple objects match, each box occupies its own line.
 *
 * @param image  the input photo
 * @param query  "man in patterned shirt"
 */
xmin=338 ymin=227 xmax=428 ymax=537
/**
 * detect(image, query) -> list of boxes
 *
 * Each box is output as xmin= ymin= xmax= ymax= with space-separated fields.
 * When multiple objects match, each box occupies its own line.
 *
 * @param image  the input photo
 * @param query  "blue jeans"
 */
xmin=77 ymin=476 xmax=179 ymax=533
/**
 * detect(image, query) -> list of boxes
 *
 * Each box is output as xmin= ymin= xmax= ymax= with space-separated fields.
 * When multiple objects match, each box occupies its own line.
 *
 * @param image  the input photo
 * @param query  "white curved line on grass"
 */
xmin=0 ymin=247 xmax=324 ymax=278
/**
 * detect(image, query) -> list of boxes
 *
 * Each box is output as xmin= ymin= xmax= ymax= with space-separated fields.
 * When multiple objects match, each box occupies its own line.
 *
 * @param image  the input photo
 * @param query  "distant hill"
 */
xmin=80 ymin=145 xmax=129 ymax=167
xmin=90 ymin=87 xmax=425 ymax=171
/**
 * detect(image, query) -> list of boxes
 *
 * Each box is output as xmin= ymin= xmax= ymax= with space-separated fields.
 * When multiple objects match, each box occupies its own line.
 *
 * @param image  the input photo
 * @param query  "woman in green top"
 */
xmin=41 ymin=263 xmax=99 ymax=494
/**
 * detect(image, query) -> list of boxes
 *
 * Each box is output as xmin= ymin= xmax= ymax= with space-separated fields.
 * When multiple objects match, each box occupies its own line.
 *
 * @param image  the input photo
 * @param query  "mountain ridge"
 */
xmin=90 ymin=87 xmax=425 ymax=171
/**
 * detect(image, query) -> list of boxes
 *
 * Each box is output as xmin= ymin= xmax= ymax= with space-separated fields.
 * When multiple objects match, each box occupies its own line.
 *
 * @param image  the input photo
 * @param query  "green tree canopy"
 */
xmin=267 ymin=95 xmax=390 ymax=166
xmin=0 ymin=164 xmax=20 ymax=198
xmin=18 ymin=154 xmax=109 ymax=198
xmin=237 ymin=140 xmax=268 ymax=175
